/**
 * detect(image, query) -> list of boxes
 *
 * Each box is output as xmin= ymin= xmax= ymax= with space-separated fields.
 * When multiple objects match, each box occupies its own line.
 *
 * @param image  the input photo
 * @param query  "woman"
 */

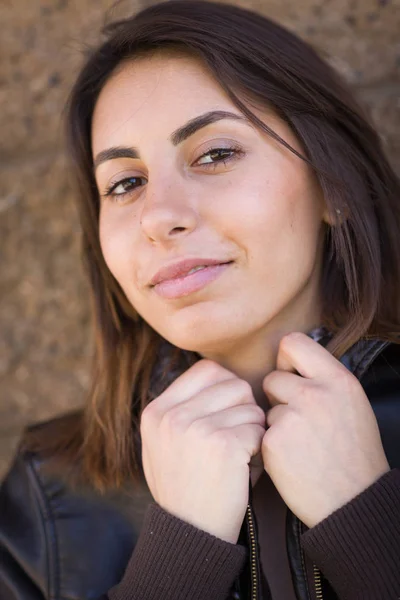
xmin=1 ymin=1 xmax=399 ymax=599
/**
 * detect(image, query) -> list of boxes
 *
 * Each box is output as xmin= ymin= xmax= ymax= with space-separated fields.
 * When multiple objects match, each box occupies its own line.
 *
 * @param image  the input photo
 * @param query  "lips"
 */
xmin=148 ymin=258 xmax=233 ymax=287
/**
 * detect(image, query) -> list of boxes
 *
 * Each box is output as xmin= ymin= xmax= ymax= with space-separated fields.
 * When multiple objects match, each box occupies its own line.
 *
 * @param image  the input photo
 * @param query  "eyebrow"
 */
xmin=93 ymin=110 xmax=248 ymax=170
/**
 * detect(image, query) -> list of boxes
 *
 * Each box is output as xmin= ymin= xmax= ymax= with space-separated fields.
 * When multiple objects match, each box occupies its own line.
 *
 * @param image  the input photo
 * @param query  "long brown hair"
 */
xmin=25 ymin=0 xmax=400 ymax=491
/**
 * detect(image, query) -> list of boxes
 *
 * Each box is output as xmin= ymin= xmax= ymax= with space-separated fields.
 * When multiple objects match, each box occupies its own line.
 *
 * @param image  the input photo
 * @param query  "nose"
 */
xmin=139 ymin=181 xmax=198 ymax=244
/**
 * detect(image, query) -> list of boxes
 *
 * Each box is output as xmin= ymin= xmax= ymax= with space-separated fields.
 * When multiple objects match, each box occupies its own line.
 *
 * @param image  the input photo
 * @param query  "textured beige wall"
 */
xmin=1 ymin=0 xmax=399 ymax=480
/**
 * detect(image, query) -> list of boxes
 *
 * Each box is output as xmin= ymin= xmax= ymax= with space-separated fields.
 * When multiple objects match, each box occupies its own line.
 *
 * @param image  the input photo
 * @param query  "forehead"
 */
xmin=91 ymin=52 xmax=234 ymax=155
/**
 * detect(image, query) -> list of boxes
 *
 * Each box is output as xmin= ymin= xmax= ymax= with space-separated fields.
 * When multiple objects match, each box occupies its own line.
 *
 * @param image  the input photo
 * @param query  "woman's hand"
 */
xmin=262 ymin=332 xmax=390 ymax=528
xmin=140 ymin=359 xmax=266 ymax=543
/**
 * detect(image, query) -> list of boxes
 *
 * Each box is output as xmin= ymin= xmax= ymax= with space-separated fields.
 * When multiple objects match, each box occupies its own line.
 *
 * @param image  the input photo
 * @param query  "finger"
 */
xmin=191 ymin=404 xmax=266 ymax=434
xmin=156 ymin=359 xmax=234 ymax=412
xmin=226 ymin=423 xmax=266 ymax=460
xmin=262 ymin=370 xmax=303 ymax=407
xmin=276 ymin=331 xmax=346 ymax=380
xmin=162 ymin=378 xmax=257 ymax=427
xmin=265 ymin=403 xmax=288 ymax=427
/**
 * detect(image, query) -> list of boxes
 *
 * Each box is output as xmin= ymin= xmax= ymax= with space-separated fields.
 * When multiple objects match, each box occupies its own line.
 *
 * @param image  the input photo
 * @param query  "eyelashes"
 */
xmin=102 ymin=144 xmax=245 ymax=202
xmin=103 ymin=176 xmax=146 ymax=199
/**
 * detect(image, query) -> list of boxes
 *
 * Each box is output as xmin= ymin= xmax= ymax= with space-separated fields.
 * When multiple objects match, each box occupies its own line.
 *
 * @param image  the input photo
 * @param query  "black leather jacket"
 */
xmin=1 ymin=336 xmax=400 ymax=600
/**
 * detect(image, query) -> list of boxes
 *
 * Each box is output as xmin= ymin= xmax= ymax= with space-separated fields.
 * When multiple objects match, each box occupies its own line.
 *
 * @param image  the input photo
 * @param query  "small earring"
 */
xmin=336 ymin=209 xmax=341 ymax=215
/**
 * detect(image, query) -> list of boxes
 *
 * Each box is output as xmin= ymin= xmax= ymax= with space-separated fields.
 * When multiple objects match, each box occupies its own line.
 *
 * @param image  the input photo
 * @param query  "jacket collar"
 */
xmin=308 ymin=325 xmax=390 ymax=380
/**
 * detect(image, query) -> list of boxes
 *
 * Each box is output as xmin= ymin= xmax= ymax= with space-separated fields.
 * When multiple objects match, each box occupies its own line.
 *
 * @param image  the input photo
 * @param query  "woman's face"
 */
xmin=92 ymin=53 xmax=327 ymax=356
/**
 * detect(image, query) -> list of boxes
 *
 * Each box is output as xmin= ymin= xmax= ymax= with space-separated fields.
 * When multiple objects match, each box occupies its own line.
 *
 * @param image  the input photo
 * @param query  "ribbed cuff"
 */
xmin=108 ymin=502 xmax=248 ymax=600
xmin=301 ymin=468 xmax=400 ymax=600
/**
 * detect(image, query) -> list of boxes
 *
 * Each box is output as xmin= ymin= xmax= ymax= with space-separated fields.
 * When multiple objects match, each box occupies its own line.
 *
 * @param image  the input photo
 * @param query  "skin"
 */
xmin=92 ymin=52 xmax=390 ymax=537
xmin=93 ymin=52 xmax=327 ymax=407
xmin=262 ymin=332 xmax=390 ymax=527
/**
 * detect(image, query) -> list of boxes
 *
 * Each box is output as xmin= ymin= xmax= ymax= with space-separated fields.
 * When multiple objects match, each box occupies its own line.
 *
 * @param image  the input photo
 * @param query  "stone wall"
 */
xmin=1 ymin=0 xmax=399 ymax=480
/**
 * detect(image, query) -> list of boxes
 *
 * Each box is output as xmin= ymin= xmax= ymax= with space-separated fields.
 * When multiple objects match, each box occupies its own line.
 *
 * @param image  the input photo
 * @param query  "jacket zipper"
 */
xmin=248 ymin=482 xmax=325 ymax=600
xmin=299 ymin=517 xmax=324 ymax=600
xmin=313 ymin=564 xmax=324 ymax=600
xmin=246 ymin=502 xmax=259 ymax=600
xmin=246 ymin=504 xmax=324 ymax=600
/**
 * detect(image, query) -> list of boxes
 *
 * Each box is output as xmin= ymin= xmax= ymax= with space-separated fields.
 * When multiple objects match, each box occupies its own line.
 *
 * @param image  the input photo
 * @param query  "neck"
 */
xmin=199 ymin=297 xmax=323 ymax=411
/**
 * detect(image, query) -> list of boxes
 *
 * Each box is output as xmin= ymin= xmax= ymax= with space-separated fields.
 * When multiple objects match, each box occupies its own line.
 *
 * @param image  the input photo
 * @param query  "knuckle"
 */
xmin=140 ymin=402 xmax=158 ymax=430
xmin=279 ymin=332 xmax=296 ymax=352
xmin=287 ymin=408 xmax=303 ymax=426
xmin=262 ymin=372 xmax=278 ymax=395
xmin=195 ymin=359 xmax=231 ymax=383
xmin=236 ymin=379 xmax=253 ymax=398
xmin=256 ymin=424 xmax=267 ymax=445
xmin=190 ymin=418 xmax=212 ymax=439
xmin=264 ymin=371 xmax=278 ymax=386
xmin=196 ymin=358 xmax=215 ymax=370
xmin=197 ymin=358 xmax=222 ymax=375
xmin=254 ymin=405 xmax=266 ymax=423
xmin=162 ymin=406 xmax=187 ymax=432
xmin=210 ymin=430 xmax=233 ymax=454
xmin=297 ymin=381 xmax=313 ymax=402
xmin=265 ymin=405 xmax=279 ymax=427
xmin=262 ymin=426 xmax=280 ymax=451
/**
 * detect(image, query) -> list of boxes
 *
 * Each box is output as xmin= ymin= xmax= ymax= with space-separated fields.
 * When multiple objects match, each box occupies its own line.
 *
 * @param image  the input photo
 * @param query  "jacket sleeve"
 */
xmin=106 ymin=503 xmax=248 ymax=600
xmin=0 ymin=453 xmax=247 ymax=600
xmin=300 ymin=467 xmax=400 ymax=600
xmin=0 ymin=454 xmax=49 ymax=599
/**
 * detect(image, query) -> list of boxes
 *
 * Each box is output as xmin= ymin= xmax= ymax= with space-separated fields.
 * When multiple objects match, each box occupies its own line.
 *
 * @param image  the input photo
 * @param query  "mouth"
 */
xmin=151 ymin=260 xmax=234 ymax=300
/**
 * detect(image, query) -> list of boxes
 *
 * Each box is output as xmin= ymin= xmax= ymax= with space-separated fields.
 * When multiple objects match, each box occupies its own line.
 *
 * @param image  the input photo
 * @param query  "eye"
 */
xmin=103 ymin=176 xmax=147 ymax=201
xmin=101 ymin=144 xmax=244 ymax=203
xmin=195 ymin=145 xmax=244 ymax=169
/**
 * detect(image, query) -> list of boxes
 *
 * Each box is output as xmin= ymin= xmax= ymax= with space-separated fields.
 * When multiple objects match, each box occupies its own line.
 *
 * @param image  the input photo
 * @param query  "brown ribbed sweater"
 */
xmin=108 ymin=468 xmax=400 ymax=600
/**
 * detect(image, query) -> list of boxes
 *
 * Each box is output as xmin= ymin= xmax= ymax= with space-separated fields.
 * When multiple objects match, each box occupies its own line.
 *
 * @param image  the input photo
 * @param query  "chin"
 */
xmin=142 ymin=296 xmax=260 ymax=353
xmin=157 ymin=316 xmax=247 ymax=356
xmin=161 ymin=329 xmax=220 ymax=353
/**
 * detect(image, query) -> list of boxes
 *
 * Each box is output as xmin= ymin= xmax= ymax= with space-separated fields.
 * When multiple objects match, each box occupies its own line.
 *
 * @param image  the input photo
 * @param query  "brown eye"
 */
xmin=104 ymin=176 xmax=146 ymax=200
xmin=195 ymin=146 xmax=244 ymax=168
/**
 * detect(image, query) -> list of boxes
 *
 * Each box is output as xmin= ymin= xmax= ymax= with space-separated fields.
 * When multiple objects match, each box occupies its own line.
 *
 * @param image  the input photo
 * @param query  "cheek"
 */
xmin=233 ymin=166 xmax=323 ymax=271
xmin=99 ymin=208 xmax=149 ymax=316
xmin=267 ymin=158 xmax=322 ymax=231
xmin=99 ymin=209 xmax=133 ymax=284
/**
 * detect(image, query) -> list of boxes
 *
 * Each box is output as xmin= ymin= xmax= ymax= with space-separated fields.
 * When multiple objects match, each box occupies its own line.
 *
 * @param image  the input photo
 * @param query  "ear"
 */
xmin=322 ymin=205 xmax=349 ymax=226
